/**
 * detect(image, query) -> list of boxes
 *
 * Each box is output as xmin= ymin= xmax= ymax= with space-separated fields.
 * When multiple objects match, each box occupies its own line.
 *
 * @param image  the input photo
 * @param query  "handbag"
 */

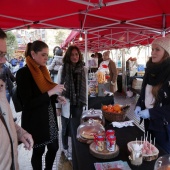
xmin=12 ymin=85 xmax=23 ymax=112
xmin=50 ymin=69 xmax=58 ymax=74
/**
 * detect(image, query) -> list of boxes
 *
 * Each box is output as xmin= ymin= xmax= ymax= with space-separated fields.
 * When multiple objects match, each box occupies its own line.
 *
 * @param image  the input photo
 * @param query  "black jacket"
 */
xmin=137 ymin=73 xmax=170 ymax=132
xmin=16 ymin=66 xmax=58 ymax=145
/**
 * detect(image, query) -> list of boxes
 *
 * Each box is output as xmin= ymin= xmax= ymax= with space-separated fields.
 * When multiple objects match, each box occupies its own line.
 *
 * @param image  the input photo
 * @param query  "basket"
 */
xmin=102 ymin=110 xmax=127 ymax=122
xmin=102 ymin=105 xmax=130 ymax=122
xmin=127 ymin=141 xmax=159 ymax=161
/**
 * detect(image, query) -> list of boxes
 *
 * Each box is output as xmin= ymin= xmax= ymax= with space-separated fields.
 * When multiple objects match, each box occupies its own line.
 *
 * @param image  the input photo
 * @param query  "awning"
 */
xmin=1 ymin=0 xmax=170 ymax=51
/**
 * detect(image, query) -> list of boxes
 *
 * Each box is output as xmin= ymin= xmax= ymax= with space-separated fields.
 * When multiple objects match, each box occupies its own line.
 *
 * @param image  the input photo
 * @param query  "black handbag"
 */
xmin=50 ymin=69 xmax=58 ymax=74
xmin=12 ymin=85 xmax=23 ymax=112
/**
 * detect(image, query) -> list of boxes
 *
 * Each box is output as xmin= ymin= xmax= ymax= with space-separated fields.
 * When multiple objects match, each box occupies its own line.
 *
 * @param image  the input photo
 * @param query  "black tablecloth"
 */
xmin=70 ymin=118 xmax=167 ymax=170
xmin=88 ymin=96 xmax=114 ymax=109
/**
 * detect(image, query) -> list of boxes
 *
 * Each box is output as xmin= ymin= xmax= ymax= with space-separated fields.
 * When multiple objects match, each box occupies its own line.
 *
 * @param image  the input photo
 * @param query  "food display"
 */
xmin=81 ymin=109 xmax=105 ymax=125
xmin=97 ymin=71 xmax=106 ymax=84
xmin=89 ymin=129 xmax=119 ymax=159
xmin=94 ymin=135 xmax=105 ymax=152
xmin=88 ymin=80 xmax=98 ymax=97
xmin=102 ymin=104 xmax=122 ymax=113
xmin=77 ymin=119 xmax=105 ymax=144
xmin=127 ymin=140 xmax=159 ymax=161
xmin=90 ymin=142 xmax=119 ymax=159
xmin=102 ymin=104 xmax=130 ymax=122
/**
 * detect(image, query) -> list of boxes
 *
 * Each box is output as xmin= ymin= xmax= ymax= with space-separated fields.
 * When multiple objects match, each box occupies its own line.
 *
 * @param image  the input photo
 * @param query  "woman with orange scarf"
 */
xmin=16 ymin=40 xmax=66 ymax=170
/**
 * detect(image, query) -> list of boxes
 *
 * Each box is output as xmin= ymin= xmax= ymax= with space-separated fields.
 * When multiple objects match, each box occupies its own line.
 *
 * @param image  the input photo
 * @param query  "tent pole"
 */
xmin=122 ymin=49 xmax=126 ymax=94
xmin=84 ymin=31 xmax=88 ymax=110
xmin=162 ymin=13 xmax=166 ymax=37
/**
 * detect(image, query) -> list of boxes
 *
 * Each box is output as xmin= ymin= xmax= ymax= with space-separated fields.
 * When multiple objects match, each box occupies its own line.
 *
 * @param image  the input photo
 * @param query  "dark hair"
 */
xmin=0 ymin=28 xmax=7 ymax=39
xmin=53 ymin=46 xmax=57 ymax=55
xmin=55 ymin=46 xmax=63 ymax=56
xmin=25 ymin=42 xmax=32 ymax=57
xmin=63 ymin=45 xmax=83 ymax=64
xmin=91 ymin=54 xmax=95 ymax=58
xmin=98 ymin=52 xmax=103 ymax=66
xmin=30 ymin=40 xmax=48 ymax=58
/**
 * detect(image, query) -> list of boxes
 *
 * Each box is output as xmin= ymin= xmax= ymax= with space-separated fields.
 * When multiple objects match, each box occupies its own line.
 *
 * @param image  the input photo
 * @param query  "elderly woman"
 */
xmin=99 ymin=51 xmax=118 ymax=93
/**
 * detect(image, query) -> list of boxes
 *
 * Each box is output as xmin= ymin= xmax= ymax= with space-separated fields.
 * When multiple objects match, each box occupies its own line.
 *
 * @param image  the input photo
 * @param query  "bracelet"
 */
xmin=111 ymin=81 xmax=115 ymax=85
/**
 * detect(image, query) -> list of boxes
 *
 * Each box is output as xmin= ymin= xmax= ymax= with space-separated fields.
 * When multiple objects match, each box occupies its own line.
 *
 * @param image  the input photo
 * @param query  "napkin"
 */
xmin=111 ymin=120 xmax=134 ymax=128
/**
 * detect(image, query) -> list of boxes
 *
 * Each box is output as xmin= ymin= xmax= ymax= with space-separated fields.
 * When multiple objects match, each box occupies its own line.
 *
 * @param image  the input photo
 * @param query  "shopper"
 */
xmin=99 ymin=50 xmax=118 ymax=93
xmin=48 ymin=46 xmax=63 ymax=83
xmin=135 ymin=35 xmax=170 ymax=153
xmin=56 ymin=45 xmax=87 ymax=160
xmin=0 ymin=32 xmax=16 ymax=103
xmin=16 ymin=40 xmax=66 ymax=170
xmin=0 ymin=28 xmax=33 ymax=170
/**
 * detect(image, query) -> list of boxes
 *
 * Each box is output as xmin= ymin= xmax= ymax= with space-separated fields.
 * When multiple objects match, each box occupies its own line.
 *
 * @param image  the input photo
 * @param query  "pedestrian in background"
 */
xmin=99 ymin=50 xmax=118 ymax=93
xmin=0 ymin=46 xmax=15 ymax=103
xmin=48 ymin=46 xmax=63 ymax=83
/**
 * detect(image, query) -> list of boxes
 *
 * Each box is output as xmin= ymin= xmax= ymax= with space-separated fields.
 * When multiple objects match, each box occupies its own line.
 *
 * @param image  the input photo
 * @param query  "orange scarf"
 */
xmin=26 ymin=56 xmax=57 ymax=93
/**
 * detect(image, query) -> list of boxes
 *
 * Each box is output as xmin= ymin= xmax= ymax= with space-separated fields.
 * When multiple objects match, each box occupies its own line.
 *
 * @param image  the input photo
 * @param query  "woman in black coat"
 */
xmin=134 ymin=36 xmax=170 ymax=153
xmin=16 ymin=40 xmax=66 ymax=170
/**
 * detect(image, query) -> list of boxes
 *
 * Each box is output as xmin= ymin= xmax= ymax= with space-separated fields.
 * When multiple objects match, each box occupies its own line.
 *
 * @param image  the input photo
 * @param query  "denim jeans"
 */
xmin=61 ymin=105 xmax=83 ymax=149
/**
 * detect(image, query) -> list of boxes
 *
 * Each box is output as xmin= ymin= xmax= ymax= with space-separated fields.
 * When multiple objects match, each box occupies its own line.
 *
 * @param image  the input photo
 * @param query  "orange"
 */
xmin=113 ymin=104 xmax=121 ymax=112
xmin=102 ymin=105 xmax=108 ymax=111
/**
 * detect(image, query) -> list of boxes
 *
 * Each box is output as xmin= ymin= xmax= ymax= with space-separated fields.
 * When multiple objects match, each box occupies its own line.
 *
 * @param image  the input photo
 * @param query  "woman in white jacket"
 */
xmin=48 ymin=46 xmax=63 ymax=83
xmin=56 ymin=45 xmax=87 ymax=160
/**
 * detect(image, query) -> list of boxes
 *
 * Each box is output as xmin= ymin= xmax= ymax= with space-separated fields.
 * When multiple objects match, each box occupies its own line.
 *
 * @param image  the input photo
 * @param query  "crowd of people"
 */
xmin=1 ymin=25 xmax=170 ymax=170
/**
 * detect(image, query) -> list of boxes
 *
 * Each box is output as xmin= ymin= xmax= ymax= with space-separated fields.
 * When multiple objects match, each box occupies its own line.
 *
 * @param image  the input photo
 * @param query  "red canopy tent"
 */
xmin=1 ymin=0 xmax=170 ymax=51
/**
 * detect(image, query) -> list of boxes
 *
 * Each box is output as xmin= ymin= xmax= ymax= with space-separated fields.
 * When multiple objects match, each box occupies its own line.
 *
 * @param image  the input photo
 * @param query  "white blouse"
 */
xmin=145 ymin=84 xmax=155 ymax=109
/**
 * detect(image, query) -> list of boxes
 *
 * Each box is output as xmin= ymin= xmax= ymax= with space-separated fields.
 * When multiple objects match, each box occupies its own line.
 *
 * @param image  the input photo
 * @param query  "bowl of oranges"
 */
xmin=101 ymin=104 xmax=130 ymax=122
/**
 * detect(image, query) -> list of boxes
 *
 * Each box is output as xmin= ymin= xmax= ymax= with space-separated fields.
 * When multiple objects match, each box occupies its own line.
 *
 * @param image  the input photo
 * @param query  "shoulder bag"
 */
xmin=12 ymin=85 xmax=23 ymax=112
